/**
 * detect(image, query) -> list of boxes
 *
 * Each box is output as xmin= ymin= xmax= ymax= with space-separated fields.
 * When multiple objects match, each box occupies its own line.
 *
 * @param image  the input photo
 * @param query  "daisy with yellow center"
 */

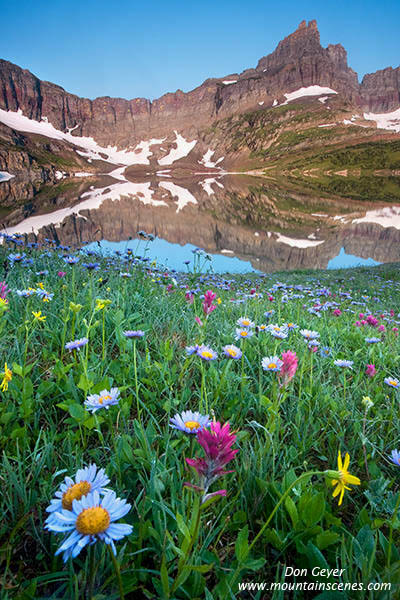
xmin=84 ymin=388 xmax=120 ymax=413
xmin=76 ymin=506 xmax=111 ymax=535
xmin=170 ymin=410 xmax=211 ymax=434
xmin=62 ymin=481 xmax=92 ymax=510
xmin=331 ymin=451 xmax=361 ymax=506
xmin=184 ymin=420 xmax=201 ymax=431
xmin=223 ymin=345 xmax=242 ymax=360
xmin=46 ymin=490 xmax=133 ymax=562
xmin=0 ymin=362 xmax=12 ymax=392
xmin=45 ymin=464 xmax=110 ymax=526
xmin=196 ymin=345 xmax=218 ymax=361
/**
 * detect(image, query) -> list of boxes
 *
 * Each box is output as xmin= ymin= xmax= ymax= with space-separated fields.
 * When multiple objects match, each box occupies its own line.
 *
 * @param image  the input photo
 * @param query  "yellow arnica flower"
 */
xmin=1 ymin=363 xmax=12 ymax=392
xmin=32 ymin=310 xmax=46 ymax=321
xmin=96 ymin=298 xmax=111 ymax=310
xmin=331 ymin=451 xmax=361 ymax=506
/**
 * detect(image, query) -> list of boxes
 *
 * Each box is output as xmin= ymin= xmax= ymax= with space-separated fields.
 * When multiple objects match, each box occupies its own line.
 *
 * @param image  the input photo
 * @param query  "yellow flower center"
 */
xmin=242 ymin=320 xmax=250 ymax=326
xmin=62 ymin=481 xmax=92 ymax=510
xmin=201 ymin=351 xmax=213 ymax=359
xmin=76 ymin=506 xmax=111 ymax=535
xmin=389 ymin=380 xmax=398 ymax=386
xmin=185 ymin=420 xmax=200 ymax=431
xmin=240 ymin=331 xmax=248 ymax=337
xmin=227 ymin=349 xmax=237 ymax=357
xmin=98 ymin=395 xmax=111 ymax=405
xmin=268 ymin=363 xmax=277 ymax=369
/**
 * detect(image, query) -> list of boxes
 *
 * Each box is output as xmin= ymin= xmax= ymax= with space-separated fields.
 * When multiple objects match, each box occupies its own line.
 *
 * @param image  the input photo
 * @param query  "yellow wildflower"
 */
xmin=217 ymin=298 xmax=222 ymax=304
xmin=331 ymin=451 xmax=361 ymax=506
xmin=32 ymin=310 xmax=46 ymax=322
xmin=95 ymin=298 xmax=111 ymax=311
xmin=0 ymin=363 xmax=12 ymax=392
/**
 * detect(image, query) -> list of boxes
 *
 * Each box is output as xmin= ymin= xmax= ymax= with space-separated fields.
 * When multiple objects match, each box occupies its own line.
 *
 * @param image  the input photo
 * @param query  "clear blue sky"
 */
xmin=1 ymin=0 xmax=399 ymax=101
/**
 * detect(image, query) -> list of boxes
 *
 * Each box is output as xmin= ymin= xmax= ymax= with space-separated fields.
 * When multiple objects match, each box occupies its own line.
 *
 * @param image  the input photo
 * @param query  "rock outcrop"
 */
xmin=0 ymin=20 xmax=398 ymax=149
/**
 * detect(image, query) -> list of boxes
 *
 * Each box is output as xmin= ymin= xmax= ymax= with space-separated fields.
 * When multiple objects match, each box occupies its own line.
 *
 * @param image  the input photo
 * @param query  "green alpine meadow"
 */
xmin=1 ymin=240 xmax=399 ymax=598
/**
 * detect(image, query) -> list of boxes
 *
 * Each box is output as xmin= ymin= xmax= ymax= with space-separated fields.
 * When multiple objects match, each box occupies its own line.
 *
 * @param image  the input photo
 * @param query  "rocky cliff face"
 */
xmin=0 ymin=20 xmax=398 ymax=149
xmin=361 ymin=67 xmax=400 ymax=112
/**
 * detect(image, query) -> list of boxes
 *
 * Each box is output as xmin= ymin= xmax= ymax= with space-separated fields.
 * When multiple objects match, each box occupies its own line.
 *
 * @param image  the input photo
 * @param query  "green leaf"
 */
xmin=77 ymin=373 xmax=94 ymax=392
xmin=176 ymin=513 xmax=191 ymax=542
xmin=235 ymin=525 xmax=249 ymax=563
xmin=304 ymin=541 xmax=330 ymax=574
xmin=160 ymin=553 xmax=169 ymax=598
xmin=68 ymin=403 xmax=86 ymax=421
xmin=316 ymin=531 xmax=340 ymax=550
xmin=300 ymin=492 xmax=326 ymax=527
xmin=285 ymin=496 xmax=299 ymax=527
xmin=243 ymin=557 xmax=266 ymax=571
xmin=187 ymin=563 xmax=214 ymax=573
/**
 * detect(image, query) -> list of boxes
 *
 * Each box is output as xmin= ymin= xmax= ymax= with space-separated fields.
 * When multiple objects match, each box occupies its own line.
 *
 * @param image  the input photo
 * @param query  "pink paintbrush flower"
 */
xmin=366 ymin=364 xmax=376 ymax=378
xmin=279 ymin=350 xmax=298 ymax=386
xmin=202 ymin=290 xmax=217 ymax=316
xmin=186 ymin=421 xmax=238 ymax=501
xmin=0 ymin=281 xmax=9 ymax=299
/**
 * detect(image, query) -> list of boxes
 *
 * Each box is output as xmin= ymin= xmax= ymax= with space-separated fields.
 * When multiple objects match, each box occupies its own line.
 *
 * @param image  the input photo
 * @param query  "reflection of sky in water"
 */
xmin=85 ymin=237 xmax=260 ymax=274
xmin=327 ymin=247 xmax=381 ymax=270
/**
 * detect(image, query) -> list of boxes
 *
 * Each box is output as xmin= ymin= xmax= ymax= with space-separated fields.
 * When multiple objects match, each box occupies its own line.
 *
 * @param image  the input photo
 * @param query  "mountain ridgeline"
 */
xmin=0 ymin=19 xmax=399 ymax=199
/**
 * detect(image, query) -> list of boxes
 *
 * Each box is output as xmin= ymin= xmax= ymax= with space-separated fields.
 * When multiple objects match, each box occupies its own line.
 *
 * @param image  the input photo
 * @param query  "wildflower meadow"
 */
xmin=1 ymin=236 xmax=400 ymax=599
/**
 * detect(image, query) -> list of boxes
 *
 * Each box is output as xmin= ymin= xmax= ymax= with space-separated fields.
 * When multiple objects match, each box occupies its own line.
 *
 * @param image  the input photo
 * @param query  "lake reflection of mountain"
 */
xmin=1 ymin=172 xmax=400 ymax=273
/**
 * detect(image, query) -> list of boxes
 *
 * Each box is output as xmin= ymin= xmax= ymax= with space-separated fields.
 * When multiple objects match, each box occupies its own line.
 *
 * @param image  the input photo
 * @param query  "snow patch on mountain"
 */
xmin=198 ymin=149 xmax=224 ymax=168
xmin=0 ymin=108 xmax=165 ymax=165
xmin=363 ymin=108 xmax=400 ymax=133
xmin=158 ymin=132 xmax=197 ymax=166
xmin=282 ymin=86 xmax=337 ymax=105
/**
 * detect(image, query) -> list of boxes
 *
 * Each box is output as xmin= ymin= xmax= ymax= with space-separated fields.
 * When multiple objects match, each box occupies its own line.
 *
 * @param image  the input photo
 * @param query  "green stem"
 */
xmin=133 ymin=340 xmax=140 ymax=420
xmin=108 ymin=544 xmax=125 ymax=600
xmin=170 ymin=499 xmax=202 ymax=596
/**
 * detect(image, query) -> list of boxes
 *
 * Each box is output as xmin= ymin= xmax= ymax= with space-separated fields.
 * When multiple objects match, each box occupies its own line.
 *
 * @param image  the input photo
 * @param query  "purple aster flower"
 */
xmin=334 ymin=359 xmax=353 ymax=368
xmin=196 ymin=345 xmax=218 ymax=361
xmin=123 ymin=330 xmax=145 ymax=338
xmin=261 ymin=355 xmax=283 ymax=372
xmin=384 ymin=377 xmax=400 ymax=389
xmin=222 ymin=344 xmax=242 ymax=359
xmin=170 ymin=410 xmax=211 ymax=434
xmin=234 ymin=328 xmax=254 ymax=341
xmin=389 ymin=450 xmax=400 ymax=466
xmin=65 ymin=337 xmax=89 ymax=351
xmin=84 ymin=388 xmax=120 ymax=413
xmin=186 ymin=344 xmax=200 ymax=356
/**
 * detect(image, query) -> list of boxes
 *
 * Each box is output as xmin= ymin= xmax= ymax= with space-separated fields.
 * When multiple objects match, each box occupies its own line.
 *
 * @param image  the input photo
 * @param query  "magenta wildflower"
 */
xmin=366 ymin=315 xmax=379 ymax=327
xmin=57 ymin=271 xmax=66 ymax=278
xmin=366 ymin=364 xmax=376 ymax=378
xmin=186 ymin=421 xmax=238 ymax=502
xmin=0 ymin=281 xmax=9 ymax=300
xmin=279 ymin=350 xmax=298 ymax=386
xmin=202 ymin=290 xmax=217 ymax=316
